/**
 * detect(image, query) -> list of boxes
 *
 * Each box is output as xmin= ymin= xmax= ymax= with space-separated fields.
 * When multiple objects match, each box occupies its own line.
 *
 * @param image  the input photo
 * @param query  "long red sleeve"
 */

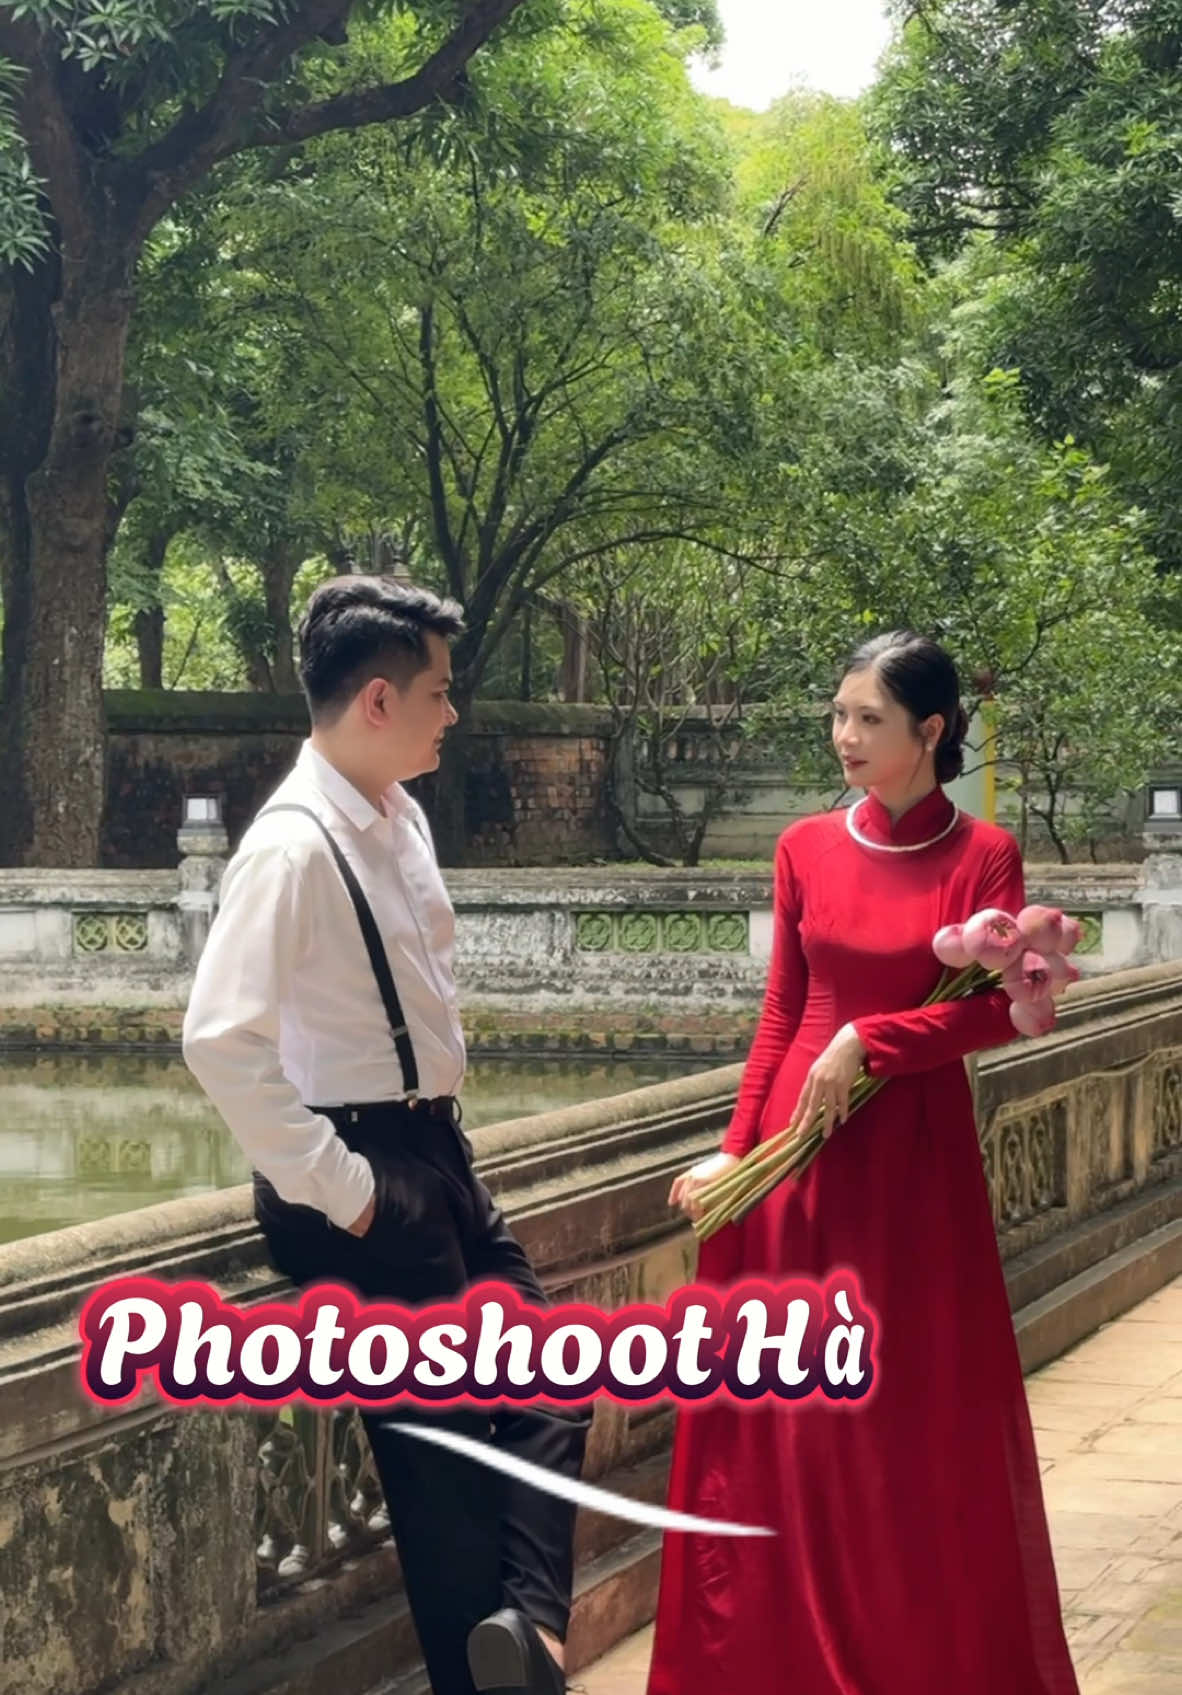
xmin=722 ymin=831 xmax=808 ymax=1155
xmin=852 ymin=835 xmax=1026 ymax=1078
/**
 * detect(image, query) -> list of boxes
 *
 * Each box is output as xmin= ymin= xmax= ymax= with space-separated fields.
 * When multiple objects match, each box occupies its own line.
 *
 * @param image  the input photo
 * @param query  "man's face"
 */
xmin=374 ymin=630 xmax=459 ymax=782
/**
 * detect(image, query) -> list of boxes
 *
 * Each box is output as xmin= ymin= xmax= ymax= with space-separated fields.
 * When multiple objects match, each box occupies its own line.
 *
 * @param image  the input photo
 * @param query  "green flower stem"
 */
xmin=696 ymin=1074 xmax=888 ymax=1238
xmin=693 ymin=1127 xmax=808 ymax=1206
xmin=690 ymin=961 xmax=999 ymax=1242
xmin=694 ymin=1068 xmax=881 ymax=1217
xmin=696 ymin=1129 xmax=823 ymax=1238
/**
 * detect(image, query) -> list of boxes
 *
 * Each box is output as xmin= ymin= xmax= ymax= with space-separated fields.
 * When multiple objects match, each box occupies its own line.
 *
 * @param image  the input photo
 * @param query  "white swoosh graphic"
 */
xmin=383 ymin=1420 xmax=776 ymax=1538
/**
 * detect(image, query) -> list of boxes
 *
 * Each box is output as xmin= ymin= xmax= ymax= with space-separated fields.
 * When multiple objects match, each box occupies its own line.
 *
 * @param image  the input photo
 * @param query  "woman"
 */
xmin=647 ymin=632 xmax=1078 ymax=1695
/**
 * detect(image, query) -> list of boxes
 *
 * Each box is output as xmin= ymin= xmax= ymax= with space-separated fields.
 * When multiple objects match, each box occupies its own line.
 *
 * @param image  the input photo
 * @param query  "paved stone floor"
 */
xmin=572 ymin=1273 xmax=1182 ymax=1695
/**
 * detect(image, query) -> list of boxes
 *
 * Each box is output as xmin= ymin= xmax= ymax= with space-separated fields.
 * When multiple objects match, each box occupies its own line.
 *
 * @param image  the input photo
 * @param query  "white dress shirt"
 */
xmin=182 ymin=742 xmax=466 ymax=1228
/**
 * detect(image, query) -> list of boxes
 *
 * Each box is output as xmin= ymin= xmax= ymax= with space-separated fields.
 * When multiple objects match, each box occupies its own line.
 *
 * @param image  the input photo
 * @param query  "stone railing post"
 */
xmin=1139 ymin=784 xmax=1182 ymax=965
xmin=177 ymin=795 xmax=228 ymax=966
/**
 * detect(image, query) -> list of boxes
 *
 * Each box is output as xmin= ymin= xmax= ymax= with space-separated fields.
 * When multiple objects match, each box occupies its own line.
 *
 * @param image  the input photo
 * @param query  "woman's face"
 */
xmin=831 ymin=665 xmax=943 ymax=793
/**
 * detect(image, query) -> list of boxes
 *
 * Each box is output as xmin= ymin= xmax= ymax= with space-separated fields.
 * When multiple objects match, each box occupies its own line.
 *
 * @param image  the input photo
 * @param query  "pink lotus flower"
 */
xmin=1017 ymin=904 xmax=1066 ymax=955
xmin=1009 ymin=997 xmax=1056 ymax=1038
xmin=933 ymin=923 xmax=973 ymax=969
xmin=961 ymin=907 xmax=1025 ymax=971
xmin=1001 ymin=950 xmax=1054 ymax=1005
xmin=693 ymin=899 xmax=1064 ymax=1241
xmin=1045 ymin=952 xmax=1082 ymax=997
xmin=1058 ymin=915 xmax=1083 ymax=952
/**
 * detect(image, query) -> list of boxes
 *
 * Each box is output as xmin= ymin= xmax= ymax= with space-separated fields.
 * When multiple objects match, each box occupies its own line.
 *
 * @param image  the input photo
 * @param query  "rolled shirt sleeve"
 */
xmin=181 ymin=842 xmax=376 ymax=1229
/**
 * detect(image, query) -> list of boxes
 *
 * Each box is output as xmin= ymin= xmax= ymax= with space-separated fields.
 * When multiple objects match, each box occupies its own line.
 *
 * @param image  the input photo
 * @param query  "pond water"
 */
xmin=0 ymin=1050 xmax=710 ymax=1246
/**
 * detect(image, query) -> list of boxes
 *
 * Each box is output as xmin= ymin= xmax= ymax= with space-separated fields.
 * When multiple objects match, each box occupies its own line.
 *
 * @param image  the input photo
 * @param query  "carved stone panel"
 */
xmin=983 ymin=1097 xmax=1067 ymax=1227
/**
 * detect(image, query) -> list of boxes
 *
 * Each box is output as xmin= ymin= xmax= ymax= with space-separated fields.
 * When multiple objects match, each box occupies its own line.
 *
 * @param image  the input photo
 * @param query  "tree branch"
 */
xmin=5 ymin=17 xmax=96 ymax=249
xmin=130 ymin=0 xmax=525 ymax=237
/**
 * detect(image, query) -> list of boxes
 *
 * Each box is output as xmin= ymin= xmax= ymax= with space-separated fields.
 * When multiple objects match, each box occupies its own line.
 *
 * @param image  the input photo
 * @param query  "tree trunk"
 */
xmin=133 ymin=527 xmax=172 ymax=688
xmin=519 ymin=598 xmax=532 ymax=701
xmin=245 ymin=652 xmax=273 ymax=691
xmin=135 ymin=605 xmax=165 ymax=689
xmin=0 ymin=251 xmax=134 ymax=866
xmin=419 ymin=688 xmax=475 ymax=865
xmin=260 ymin=543 xmax=302 ymax=692
xmin=603 ymin=726 xmax=674 ymax=866
xmin=216 ymin=548 xmax=301 ymax=691
xmin=557 ymin=601 xmax=588 ymax=702
xmin=216 ymin=560 xmax=276 ymax=691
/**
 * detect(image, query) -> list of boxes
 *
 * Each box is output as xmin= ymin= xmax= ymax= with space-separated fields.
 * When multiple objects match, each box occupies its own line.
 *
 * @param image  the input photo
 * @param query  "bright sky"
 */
xmin=689 ymin=0 xmax=895 ymax=108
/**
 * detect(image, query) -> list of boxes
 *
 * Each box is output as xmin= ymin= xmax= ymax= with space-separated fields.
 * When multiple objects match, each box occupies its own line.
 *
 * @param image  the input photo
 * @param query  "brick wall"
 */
xmin=459 ymin=706 xmax=612 ymax=865
xmin=101 ymin=693 xmax=616 ymax=869
xmin=99 ymin=692 xmax=1153 ymax=869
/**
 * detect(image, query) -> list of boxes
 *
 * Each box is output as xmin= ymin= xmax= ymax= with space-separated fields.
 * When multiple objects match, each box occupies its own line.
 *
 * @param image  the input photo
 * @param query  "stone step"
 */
xmin=1015 ymin=1213 xmax=1182 ymax=1372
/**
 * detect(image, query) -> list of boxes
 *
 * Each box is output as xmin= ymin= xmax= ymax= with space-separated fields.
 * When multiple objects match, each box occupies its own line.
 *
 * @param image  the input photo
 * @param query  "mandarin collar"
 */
xmin=854 ymin=784 xmax=955 ymax=847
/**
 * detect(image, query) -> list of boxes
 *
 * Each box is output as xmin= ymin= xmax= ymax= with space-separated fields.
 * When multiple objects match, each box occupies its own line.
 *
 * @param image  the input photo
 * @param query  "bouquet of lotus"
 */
xmin=692 ymin=904 xmax=1083 ymax=1244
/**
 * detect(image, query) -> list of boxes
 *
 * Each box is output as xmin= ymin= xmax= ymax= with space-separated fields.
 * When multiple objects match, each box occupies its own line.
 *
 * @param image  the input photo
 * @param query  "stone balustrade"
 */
xmin=0 ymin=856 xmax=1167 ymax=1013
xmin=1 ymin=962 xmax=1180 ymax=1695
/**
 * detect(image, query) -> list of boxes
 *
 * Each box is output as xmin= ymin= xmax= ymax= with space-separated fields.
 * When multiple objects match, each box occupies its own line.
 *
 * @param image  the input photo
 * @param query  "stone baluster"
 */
xmin=176 ymin=795 xmax=228 ymax=966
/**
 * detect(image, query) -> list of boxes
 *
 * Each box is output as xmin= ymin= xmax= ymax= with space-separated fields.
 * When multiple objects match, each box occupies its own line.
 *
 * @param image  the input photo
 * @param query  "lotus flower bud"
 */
xmin=1044 ymin=952 xmax=1081 ymax=997
xmin=933 ymin=923 xmax=973 ymax=969
xmin=1057 ymin=915 xmax=1083 ymax=954
xmin=1000 ymin=950 xmax=1054 ymax=1004
xmin=1016 ymin=904 xmax=1065 ymax=955
xmin=961 ymin=907 xmax=1025 ymax=971
xmin=1009 ymin=997 xmax=1056 ymax=1038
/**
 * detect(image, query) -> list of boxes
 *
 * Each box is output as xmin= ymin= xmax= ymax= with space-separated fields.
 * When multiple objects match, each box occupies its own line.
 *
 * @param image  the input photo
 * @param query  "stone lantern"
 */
xmin=1139 ymin=781 xmax=1182 ymax=964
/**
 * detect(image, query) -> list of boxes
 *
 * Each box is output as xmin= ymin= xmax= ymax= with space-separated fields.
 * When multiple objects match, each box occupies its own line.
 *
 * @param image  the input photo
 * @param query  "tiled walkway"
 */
xmin=575 ymin=1274 xmax=1182 ymax=1694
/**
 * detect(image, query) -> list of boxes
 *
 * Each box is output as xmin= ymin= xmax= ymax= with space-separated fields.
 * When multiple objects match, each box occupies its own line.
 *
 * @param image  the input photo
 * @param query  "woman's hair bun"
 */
xmin=936 ymin=706 xmax=970 ymax=783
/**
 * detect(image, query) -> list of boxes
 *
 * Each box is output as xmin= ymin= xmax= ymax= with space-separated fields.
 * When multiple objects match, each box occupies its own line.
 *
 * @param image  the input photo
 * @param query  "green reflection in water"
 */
xmin=0 ymin=1050 xmax=709 ymax=1246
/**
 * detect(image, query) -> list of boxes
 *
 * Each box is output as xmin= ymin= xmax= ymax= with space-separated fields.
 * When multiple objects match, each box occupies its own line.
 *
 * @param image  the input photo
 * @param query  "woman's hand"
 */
xmin=788 ymin=1023 xmax=866 ymax=1141
xmin=669 ymin=1151 xmax=740 ymax=1221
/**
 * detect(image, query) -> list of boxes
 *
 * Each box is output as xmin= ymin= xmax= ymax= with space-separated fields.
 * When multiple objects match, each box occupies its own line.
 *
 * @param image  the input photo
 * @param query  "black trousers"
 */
xmin=253 ymin=1100 xmax=591 ymax=1695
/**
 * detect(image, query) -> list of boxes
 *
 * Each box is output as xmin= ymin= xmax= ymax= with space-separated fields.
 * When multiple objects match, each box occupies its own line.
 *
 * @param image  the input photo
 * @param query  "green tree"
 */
xmin=872 ymin=0 xmax=1182 ymax=574
xmin=105 ymin=197 xmax=282 ymax=689
xmin=578 ymin=545 xmax=768 ymax=865
xmin=107 ymin=351 xmax=279 ymax=688
xmin=105 ymin=544 xmax=252 ymax=691
xmin=193 ymin=5 xmax=775 ymax=853
xmin=734 ymin=92 xmax=924 ymax=355
xmin=0 ymin=0 xmax=530 ymax=866
xmin=753 ymin=358 xmax=1179 ymax=857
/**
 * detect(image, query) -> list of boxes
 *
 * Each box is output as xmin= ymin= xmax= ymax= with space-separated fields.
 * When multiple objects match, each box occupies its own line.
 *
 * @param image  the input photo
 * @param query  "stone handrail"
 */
xmin=0 ymin=964 xmax=1180 ymax=1695
xmin=0 ymin=857 xmax=1171 ymax=1015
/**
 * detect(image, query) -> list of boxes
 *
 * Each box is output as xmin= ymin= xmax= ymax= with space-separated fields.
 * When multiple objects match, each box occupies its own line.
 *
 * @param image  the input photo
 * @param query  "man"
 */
xmin=183 ymin=576 xmax=588 ymax=1695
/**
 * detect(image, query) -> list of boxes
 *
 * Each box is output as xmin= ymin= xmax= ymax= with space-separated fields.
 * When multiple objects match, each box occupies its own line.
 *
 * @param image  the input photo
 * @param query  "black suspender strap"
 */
xmin=257 ymin=803 xmax=420 ymax=1099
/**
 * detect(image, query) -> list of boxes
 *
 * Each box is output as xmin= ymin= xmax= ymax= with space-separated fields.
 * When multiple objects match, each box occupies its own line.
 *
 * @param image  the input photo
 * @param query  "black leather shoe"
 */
xmin=466 ymin=1607 xmax=565 ymax=1695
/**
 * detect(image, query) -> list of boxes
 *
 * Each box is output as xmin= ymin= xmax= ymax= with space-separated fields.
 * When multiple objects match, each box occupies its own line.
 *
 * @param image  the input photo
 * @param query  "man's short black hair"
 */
xmin=298 ymin=576 xmax=465 ymax=723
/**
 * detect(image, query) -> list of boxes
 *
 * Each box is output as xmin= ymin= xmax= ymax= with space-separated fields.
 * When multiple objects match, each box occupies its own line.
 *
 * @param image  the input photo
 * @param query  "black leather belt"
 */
xmin=316 ymin=1096 xmax=461 ymax=1128
xmin=411 ymin=1094 xmax=461 ymax=1125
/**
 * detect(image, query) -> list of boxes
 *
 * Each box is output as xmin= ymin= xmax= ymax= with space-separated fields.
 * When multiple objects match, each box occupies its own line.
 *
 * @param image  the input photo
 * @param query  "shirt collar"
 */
xmin=381 ymin=780 xmax=416 ymax=821
xmin=856 ymin=784 xmax=955 ymax=847
xmin=297 ymin=741 xmax=391 ymax=833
